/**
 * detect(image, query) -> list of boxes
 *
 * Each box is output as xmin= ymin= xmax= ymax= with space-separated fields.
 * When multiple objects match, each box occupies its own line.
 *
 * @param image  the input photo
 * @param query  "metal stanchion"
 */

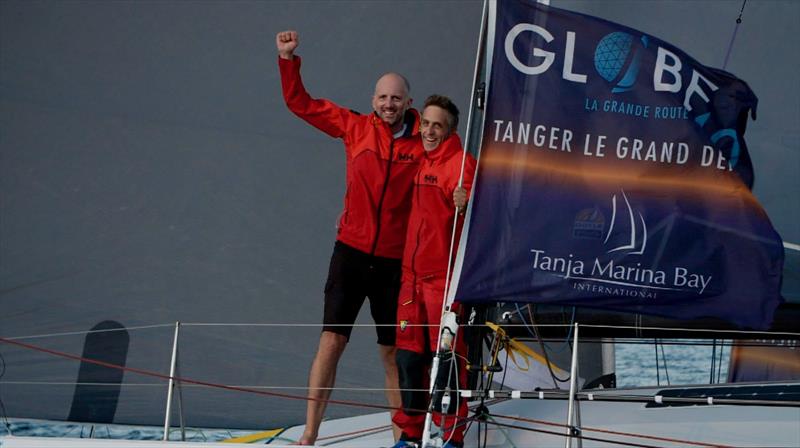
xmin=564 ymin=323 xmax=580 ymax=448
xmin=163 ymin=321 xmax=181 ymax=441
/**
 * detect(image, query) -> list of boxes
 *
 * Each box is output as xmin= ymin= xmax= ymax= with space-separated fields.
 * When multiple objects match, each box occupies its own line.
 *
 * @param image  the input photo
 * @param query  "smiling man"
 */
xmin=276 ymin=30 xmax=424 ymax=445
xmin=392 ymin=95 xmax=477 ymax=448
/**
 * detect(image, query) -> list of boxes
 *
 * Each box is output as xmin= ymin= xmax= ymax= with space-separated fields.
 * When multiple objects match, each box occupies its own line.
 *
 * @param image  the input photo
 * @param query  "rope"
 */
xmin=4 ymin=322 xmax=471 ymax=341
xmin=489 ymin=412 xmax=735 ymax=448
xmin=722 ymin=0 xmax=747 ymax=69
xmin=0 ymin=335 xmax=464 ymax=423
xmin=8 ymin=321 xmax=795 ymax=342
xmin=0 ymin=381 xmax=428 ymax=393
xmin=482 ymin=419 xmax=665 ymax=448
xmin=315 ymin=423 xmax=391 ymax=445
xmin=460 ymin=389 xmax=800 ymax=408
xmin=2 ymin=324 xmax=173 ymax=341
xmin=0 ymin=335 xmax=398 ymax=414
xmin=578 ymin=324 xmax=800 ymax=338
xmin=655 ymin=338 xmax=661 ymax=386
xmin=4 ymin=321 xmax=796 ymax=446
xmin=181 ymin=323 xmax=442 ymax=327
xmin=466 ymin=409 xmax=730 ymax=448
xmin=525 ymin=306 xmax=572 ymax=384
xmin=1 ymin=334 xmax=772 ymax=448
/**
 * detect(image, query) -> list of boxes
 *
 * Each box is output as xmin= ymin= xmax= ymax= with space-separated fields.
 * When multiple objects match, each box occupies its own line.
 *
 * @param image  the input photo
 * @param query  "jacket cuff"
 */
xmin=278 ymin=55 xmax=301 ymax=69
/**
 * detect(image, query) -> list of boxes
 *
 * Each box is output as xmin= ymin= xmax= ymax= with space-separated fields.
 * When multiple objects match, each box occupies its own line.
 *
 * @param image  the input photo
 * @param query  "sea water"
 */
xmin=615 ymin=339 xmax=730 ymax=387
xmin=0 ymin=420 xmax=252 ymax=444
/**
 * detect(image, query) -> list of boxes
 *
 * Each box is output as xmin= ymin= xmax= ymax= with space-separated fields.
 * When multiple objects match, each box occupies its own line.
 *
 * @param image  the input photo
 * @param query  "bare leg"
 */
xmin=379 ymin=344 xmax=402 ymax=441
xmin=297 ymin=331 xmax=348 ymax=445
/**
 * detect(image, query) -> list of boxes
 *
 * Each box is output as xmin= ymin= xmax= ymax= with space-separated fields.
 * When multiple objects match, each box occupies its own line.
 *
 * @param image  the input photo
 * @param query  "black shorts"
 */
xmin=322 ymin=241 xmax=401 ymax=345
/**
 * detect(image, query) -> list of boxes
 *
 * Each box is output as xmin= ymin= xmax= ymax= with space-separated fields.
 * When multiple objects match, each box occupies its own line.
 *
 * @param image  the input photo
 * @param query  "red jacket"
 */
xmin=401 ymin=134 xmax=477 ymax=282
xmin=279 ymin=56 xmax=424 ymax=259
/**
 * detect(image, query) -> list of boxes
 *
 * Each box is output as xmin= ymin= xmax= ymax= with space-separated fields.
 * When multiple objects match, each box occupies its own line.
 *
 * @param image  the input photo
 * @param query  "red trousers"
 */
xmin=393 ymin=276 xmax=468 ymax=443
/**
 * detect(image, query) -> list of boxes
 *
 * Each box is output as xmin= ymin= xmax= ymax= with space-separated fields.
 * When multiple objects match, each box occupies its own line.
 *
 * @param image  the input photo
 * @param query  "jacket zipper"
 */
xmin=410 ymin=167 xmax=423 ymax=285
xmin=370 ymin=139 xmax=394 ymax=256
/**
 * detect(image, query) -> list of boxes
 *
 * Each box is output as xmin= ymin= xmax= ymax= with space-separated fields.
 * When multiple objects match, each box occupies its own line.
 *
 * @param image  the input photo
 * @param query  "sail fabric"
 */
xmin=450 ymin=0 xmax=784 ymax=330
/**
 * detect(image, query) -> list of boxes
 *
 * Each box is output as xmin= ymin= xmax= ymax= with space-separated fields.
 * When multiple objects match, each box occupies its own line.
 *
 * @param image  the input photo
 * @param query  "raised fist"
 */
xmin=276 ymin=30 xmax=298 ymax=59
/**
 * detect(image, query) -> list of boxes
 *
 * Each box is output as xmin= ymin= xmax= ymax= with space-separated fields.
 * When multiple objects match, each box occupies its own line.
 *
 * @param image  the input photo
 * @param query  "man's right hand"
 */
xmin=276 ymin=30 xmax=298 ymax=60
xmin=454 ymin=186 xmax=468 ymax=213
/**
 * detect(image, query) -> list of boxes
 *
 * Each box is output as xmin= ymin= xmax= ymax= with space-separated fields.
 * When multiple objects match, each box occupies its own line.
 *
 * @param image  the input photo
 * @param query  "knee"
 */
xmin=379 ymin=345 xmax=397 ymax=367
xmin=318 ymin=331 xmax=348 ymax=357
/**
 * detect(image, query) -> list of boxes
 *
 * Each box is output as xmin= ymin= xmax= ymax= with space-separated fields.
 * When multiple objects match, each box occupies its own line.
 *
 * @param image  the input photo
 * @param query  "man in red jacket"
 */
xmin=277 ymin=30 xmax=424 ymax=445
xmin=392 ymin=95 xmax=477 ymax=448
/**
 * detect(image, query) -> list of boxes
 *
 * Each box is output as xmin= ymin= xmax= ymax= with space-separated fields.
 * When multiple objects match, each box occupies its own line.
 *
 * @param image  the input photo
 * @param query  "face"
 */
xmin=420 ymin=105 xmax=452 ymax=152
xmin=372 ymin=74 xmax=411 ymax=132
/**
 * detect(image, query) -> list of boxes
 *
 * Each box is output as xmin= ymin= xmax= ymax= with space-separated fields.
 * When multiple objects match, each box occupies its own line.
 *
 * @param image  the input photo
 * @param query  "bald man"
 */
xmin=277 ymin=30 xmax=424 ymax=445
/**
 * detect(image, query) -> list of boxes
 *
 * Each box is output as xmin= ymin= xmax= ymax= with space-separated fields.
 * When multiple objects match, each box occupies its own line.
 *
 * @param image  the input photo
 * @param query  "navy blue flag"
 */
xmin=450 ymin=0 xmax=784 ymax=329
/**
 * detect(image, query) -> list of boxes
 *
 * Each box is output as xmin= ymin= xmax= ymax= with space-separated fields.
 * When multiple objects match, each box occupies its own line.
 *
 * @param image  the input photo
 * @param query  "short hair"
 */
xmin=424 ymin=94 xmax=459 ymax=130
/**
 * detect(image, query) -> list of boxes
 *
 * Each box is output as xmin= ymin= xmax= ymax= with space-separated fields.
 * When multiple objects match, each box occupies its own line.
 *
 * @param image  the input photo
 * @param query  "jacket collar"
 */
xmin=371 ymin=108 xmax=420 ymax=138
xmin=423 ymin=132 xmax=463 ymax=162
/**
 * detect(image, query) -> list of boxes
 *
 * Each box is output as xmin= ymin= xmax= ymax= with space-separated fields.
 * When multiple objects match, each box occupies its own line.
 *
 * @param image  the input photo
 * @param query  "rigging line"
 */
xmin=710 ymin=338 xmax=718 ymax=384
xmin=181 ymin=322 xmax=443 ymax=327
xmin=526 ymin=305 xmax=570 ymax=385
xmin=459 ymin=419 xmax=479 ymax=448
xmin=440 ymin=0 xmax=490 ymax=319
xmin=0 ymin=335 xmax=407 ymax=415
xmin=546 ymin=306 xmax=576 ymax=354
xmin=722 ymin=0 xmax=748 ymax=70
xmin=475 ymin=322 xmax=572 ymax=328
xmin=654 ymin=338 xmax=661 ymax=386
xmin=463 ymin=389 xmax=800 ymax=407
xmin=479 ymin=420 xmax=672 ymax=448
xmin=473 ymin=336 xmax=491 ymax=448
xmin=3 ymin=323 xmax=173 ymax=341
xmin=0 ymin=381 xmax=429 ymax=393
xmin=315 ymin=423 xmax=392 ymax=445
xmin=424 ymin=407 xmax=473 ymax=445
xmin=500 ymin=343 xmax=510 ymax=389
xmin=488 ymin=413 xmax=735 ymax=448
xmin=514 ymin=304 xmax=571 ymax=354
xmin=519 ymin=338 xmax=796 ymax=349
xmin=456 ymin=418 xmax=483 ymax=448
xmin=479 ymin=415 xmax=520 ymax=448
xmin=0 ymin=335 xmax=474 ymax=420
xmin=444 ymin=343 xmax=462 ymax=447
xmin=427 ymin=413 xmax=469 ymax=444
xmin=518 ymin=304 xmax=564 ymax=386
xmin=579 ymin=324 xmax=800 ymax=338
xmin=716 ymin=341 xmax=726 ymax=383
xmin=610 ymin=339 xmax=790 ymax=348
xmin=481 ymin=416 xmax=489 ymax=448
xmin=660 ymin=339 xmax=670 ymax=385
xmin=513 ymin=304 xmax=538 ymax=340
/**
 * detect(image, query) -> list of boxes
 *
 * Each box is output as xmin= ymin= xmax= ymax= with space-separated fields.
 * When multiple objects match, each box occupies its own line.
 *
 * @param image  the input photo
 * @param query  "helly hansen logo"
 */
xmin=424 ymin=174 xmax=438 ymax=184
xmin=398 ymin=153 xmax=415 ymax=161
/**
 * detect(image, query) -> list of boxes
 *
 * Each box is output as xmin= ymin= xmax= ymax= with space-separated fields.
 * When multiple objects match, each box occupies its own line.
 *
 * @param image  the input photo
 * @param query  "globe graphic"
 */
xmin=595 ymin=32 xmax=634 ymax=82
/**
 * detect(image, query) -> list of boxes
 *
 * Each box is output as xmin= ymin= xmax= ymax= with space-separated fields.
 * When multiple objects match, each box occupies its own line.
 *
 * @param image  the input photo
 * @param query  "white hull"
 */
xmin=4 ymin=384 xmax=798 ymax=447
xmin=468 ymin=385 xmax=800 ymax=447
